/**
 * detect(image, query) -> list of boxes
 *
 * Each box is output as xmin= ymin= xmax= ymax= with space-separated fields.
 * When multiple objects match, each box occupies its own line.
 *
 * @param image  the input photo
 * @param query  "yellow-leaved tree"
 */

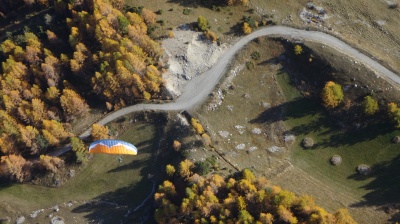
xmin=91 ymin=123 xmax=109 ymax=140
xmin=321 ymin=81 xmax=344 ymax=108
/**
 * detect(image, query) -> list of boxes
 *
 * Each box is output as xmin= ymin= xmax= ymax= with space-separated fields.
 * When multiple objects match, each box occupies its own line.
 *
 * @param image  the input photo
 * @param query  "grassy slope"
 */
xmin=276 ymin=70 xmax=400 ymax=205
xmin=0 ymin=123 xmax=159 ymax=222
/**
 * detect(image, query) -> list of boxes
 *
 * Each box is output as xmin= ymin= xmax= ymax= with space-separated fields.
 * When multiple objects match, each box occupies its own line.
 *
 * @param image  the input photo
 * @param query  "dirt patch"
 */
xmin=162 ymin=26 xmax=231 ymax=97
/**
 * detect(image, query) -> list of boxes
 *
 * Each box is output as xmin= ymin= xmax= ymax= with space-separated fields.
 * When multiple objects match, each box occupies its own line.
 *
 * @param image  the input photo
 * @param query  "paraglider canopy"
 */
xmin=88 ymin=139 xmax=138 ymax=155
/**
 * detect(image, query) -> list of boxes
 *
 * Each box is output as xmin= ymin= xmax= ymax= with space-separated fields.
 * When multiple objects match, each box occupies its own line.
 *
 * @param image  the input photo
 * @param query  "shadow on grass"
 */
xmin=71 ymin=176 xmax=153 ymax=223
xmin=166 ymin=0 xmax=223 ymax=8
xmin=250 ymin=96 xmax=326 ymax=135
xmin=349 ymin=155 xmax=400 ymax=222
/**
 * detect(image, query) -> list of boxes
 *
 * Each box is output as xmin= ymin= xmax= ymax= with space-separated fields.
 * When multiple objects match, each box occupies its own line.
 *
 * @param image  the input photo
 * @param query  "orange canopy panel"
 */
xmin=88 ymin=139 xmax=138 ymax=155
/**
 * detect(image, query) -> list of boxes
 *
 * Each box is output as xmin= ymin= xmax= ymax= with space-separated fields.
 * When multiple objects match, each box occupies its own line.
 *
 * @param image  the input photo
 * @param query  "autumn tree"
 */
xmin=190 ymin=118 xmax=205 ymax=135
xmin=166 ymin=164 xmax=176 ymax=176
xmin=141 ymin=8 xmax=157 ymax=25
xmin=242 ymin=22 xmax=252 ymax=34
xmin=172 ymin=140 xmax=181 ymax=151
xmin=39 ymin=155 xmax=64 ymax=173
xmin=321 ymin=81 xmax=344 ymax=108
xmin=0 ymin=154 xmax=32 ymax=182
xmin=363 ymin=95 xmax=379 ymax=116
xmin=294 ymin=45 xmax=303 ymax=55
xmin=153 ymin=167 xmax=355 ymax=223
xmin=179 ymin=159 xmax=194 ymax=179
xmin=91 ymin=123 xmax=109 ymax=140
xmin=387 ymin=102 xmax=400 ymax=128
xmin=70 ymin=137 xmax=86 ymax=163
xmin=60 ymin=89 xmax=89 ymax=117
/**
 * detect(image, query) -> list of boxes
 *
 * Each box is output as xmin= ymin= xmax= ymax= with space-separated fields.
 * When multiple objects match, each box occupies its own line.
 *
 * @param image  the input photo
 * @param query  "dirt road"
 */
xmin=76 ymin=26 xmax=399 ymax=141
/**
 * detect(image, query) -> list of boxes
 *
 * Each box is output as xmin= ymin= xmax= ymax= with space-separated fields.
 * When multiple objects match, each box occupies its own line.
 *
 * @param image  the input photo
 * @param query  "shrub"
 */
xmin=168 ymin=31 xmax=175 ymax=38
xmin=197 ymin=16 xmax=209 ymax=31
xmin=172 ymin=140 xmax=181 ymax=151
xmin=363 ymin=95 xmax=379 ymax=116
xmin=250 ymin=51 xmax=260 ymax=60
xmin=191 ymin=118 xmax=205 ymax=135
xmin=246 ymin=61 xmax=254 ymax=70
xmin=294 ymin=45 xmax=303 ymax=55
xmin=183 ymin=8 xmax=191 ymax=15
xmin=204 ymin=30 xmax=218 ymax=42
xmin=157 ymin=20 xmax=165 ymax=26
xmin=166 ymin=164 xmax=176 ymax=176
xmin=242 ymin=22 xmax=252 ymax=34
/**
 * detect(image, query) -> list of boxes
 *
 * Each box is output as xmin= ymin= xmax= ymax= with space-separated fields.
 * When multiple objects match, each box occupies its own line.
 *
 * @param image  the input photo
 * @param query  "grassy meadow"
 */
xmin=276 ymin=70 xmax=400 ymax=206
xmin=0 ymin=122 xmax=160 ymax=223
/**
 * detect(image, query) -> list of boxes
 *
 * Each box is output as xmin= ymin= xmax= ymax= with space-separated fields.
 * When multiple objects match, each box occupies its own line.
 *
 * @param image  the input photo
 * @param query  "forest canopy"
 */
xmin=0 ymin=0 xmax=165 ymax=182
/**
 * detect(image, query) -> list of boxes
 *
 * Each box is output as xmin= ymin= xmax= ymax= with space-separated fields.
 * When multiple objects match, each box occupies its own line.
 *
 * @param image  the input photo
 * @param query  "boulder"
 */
xmin=357 ymin=164 xmax=371 ymax=175
xmin=330 ymin=155 xmax=342 ymax=166
xmin=302 ymin=137 xmax=314 ymax=149
xmin=391 ymin=136 xmax=400 ymax=143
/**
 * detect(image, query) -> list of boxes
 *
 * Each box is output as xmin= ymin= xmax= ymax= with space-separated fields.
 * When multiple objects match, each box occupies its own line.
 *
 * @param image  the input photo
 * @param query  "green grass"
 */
xmin=0 ymin=122 xmax=159 ymax=222
xmin=276 ymin=70 xmax=400 ymax=205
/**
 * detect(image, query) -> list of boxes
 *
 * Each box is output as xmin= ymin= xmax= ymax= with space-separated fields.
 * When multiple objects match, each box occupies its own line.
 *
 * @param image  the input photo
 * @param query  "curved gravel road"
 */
xmin=76 ymin=26 xmax=399 ymax=139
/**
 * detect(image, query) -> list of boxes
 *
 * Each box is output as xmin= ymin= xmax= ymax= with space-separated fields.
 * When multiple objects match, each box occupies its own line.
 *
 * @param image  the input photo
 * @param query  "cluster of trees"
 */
xmin=64 ymin=0 xmax=164 ymax=108
xmin=320 ymin=81 xmax=400 ymax=127
xmin=154 ymin=167 xmax=356 ymax=223
xmin=197 ymin=16 xmax=218 ymax=43
xmin=0 ymin=0 xmax=165 ymax=182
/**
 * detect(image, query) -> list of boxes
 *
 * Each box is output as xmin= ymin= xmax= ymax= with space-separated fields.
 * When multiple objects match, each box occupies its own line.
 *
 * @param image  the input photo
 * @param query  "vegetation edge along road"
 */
xmin=50 ymin=25 xmax=400 ymax=156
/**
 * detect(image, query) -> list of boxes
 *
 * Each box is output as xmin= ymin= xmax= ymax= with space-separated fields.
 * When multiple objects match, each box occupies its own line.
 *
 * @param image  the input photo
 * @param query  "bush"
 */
xmin=195 ymin=161 xmax=212 ymax=175
xmin=250 ymin=51 xmax=260 ymax=60
xmin=363 ymin=95 xmax=379 ymax=116
xmin=204 ymin=30 xmax=218 ymax=42
xmin=197 ymin=16 xmax=209 ymax=31
xmin=294 ymin=45 xmax=303 ymax=55
xmin=183 ymin=8 xmax=192 ymax=15
xmin=246 ymin=61 xmax=254 ymax=70
xmin=157 ymin=20 xmax=165 ymax=26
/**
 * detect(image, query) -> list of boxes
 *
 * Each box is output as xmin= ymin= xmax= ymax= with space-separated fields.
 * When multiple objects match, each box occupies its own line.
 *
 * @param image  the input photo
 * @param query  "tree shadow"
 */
xmin=71 ymin=174 xmax=154 ymax=223
xmin=166 ymin=0 xmax=222 ymax=8
xmin=250 ymin=97 xmax=329 ymax=134
xmin=348 ymin=155 xmax=400 ymax=222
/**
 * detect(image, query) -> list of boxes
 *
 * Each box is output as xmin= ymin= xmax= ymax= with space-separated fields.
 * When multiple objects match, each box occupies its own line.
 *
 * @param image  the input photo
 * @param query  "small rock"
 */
xmin=16 ymin=216 xmax=25 ymax=224
xmin=284 ymin=134 xmax=296 ymax=143
xmin=330 ymin=155 xmax=342 ymax=166
xmin=53 ymin=205 xmax=59 ymax=212
xmin=218 ymin=131 xmax=230 ymax=138
xmin=391 ymin=136 xmax=400 ymax=143
xmin=51 ymin=216 xmax=64 ymax=224
xmin=302 ymin=137 xmax=314 ymax=149
xmin=252 ymin=128 xmax=262 ymax=135
xmin=357 ymin=164 xmax=371 ymax=175
xmin=267 ymin=146 xmax=282 ymax=153
xmin=69 ymin=169 xmax=75 ymax=177
xmin=247 ymin=146 xmax=257 ymax=153
xmin=236 ymin=144 xmax=246 ymax=150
